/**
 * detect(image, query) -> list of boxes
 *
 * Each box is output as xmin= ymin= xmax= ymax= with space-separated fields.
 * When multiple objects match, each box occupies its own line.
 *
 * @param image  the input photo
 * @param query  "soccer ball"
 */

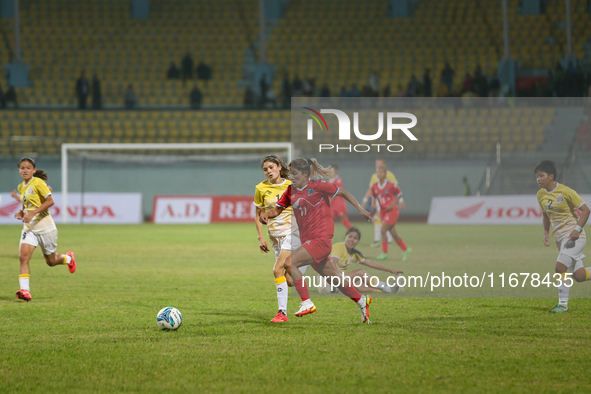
xmin=156 ymin=307 xmax=183 ymax=331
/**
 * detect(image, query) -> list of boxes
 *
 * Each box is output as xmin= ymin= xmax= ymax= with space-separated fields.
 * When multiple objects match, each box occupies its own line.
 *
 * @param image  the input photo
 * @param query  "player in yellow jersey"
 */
xmin=13 ymin=158 xmax=76 ymax=302
xmin=254 ymin=155 xmax=305 ymax=323
xmin=318 ymin=227 xmax=404 ymax=294
xmin=535 ymin=160 xmax=590 ymax=313
xmin=362 ymin=159 xmax=407 ymax=248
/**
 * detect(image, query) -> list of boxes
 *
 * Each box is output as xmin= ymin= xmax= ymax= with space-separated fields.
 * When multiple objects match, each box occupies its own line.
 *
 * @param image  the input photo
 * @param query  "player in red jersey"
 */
xmin=371 ymin=166 xmax=411 ymax=261
xmin=260 ymin=158 xmax=374 ymax=323
xmin=327 ymin=165 xmax=351 ymax=230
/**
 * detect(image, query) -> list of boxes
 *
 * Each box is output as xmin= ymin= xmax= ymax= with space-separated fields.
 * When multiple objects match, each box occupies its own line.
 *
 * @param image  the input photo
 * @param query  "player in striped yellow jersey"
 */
xmin=13 ymin=158 xmax=77 ymax=302
xmin=254 ymin=155 xmax=304 ymax=323
xmin=535 ymin=160 xmax=590 ymax=313
xmin=362 ymin=159 xmax=407 ymax=247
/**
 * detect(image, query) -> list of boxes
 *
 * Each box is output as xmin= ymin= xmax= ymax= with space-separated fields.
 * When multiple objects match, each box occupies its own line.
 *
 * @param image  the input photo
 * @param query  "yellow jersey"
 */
xmin=537 ymin=183 xmax=586 ymax=242
xmin=254 ymin=178 xmax=298 ymax=237
xmin=330 ymin=242 xmax=365 ymax=271
xmin=369 ymin=171 xmax=397 ymax=186
xmin=17 ymin=177 xmax=57 ymax=235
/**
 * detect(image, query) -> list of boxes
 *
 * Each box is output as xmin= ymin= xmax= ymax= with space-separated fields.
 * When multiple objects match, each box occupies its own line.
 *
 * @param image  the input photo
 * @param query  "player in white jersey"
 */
xmin=254 ymin=154 xmax=305 ymax=323
xmin=14 ymin=158 xmax=77 ymax=302
xmin=535 ymin=160 xmax=590 ymax=313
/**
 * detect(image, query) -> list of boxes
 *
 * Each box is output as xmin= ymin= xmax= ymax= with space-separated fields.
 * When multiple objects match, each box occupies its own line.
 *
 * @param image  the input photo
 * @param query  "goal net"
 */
xmin=60 ymin=142 xmax=293 ymax=223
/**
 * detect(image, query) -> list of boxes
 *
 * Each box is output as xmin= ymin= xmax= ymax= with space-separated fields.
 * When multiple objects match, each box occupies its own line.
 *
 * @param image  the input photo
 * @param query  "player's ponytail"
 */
xmin=33 ymin=169 xmax=49 ymax=180
xmin=308 ymin=158 xmax=335 ymax=179
xmin=261 ymin=154 xmax=289 ymax=179
xmin=290 ymin=157 xmax=334 ymax=179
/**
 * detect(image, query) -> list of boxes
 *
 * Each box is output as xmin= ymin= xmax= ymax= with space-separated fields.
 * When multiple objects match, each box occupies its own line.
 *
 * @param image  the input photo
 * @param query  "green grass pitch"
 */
xmin=0 ymin=223 xmax=590 ymax=393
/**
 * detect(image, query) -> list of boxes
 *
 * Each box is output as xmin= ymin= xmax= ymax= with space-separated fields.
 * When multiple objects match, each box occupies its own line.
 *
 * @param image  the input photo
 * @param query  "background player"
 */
xmin=535 ymin=160 xmax=590 ymax=313
xmin=261 ymin=158 xmax=374 ymax=323
xmin=328 ymin=164 xmax=351 ymax=230
xmin=13 ymin=157 xmax=76 ymax=302
xmin=254 ymin=154 xmax=303 ymax=323
xmin=371 ymin=166 xmax=411 ymax=261
xmin=362 ymin=159 xmax=406 ymax=247
xmin=320 ymin=227 xmax=404 ymax=294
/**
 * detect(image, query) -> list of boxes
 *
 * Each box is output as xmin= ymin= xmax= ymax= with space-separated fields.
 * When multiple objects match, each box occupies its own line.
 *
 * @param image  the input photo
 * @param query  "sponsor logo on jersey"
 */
xmin=307 ymin=189 xmax=314 ymax=196
xmin=27 ymin=186 xmax=34 ymax=195
xmin=556 ymin=194 xmax=564 ymax=203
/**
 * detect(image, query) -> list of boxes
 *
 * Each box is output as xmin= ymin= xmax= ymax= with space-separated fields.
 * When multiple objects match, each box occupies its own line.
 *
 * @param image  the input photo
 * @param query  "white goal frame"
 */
xmin=61 ymin=142 xmax=293 ymax=224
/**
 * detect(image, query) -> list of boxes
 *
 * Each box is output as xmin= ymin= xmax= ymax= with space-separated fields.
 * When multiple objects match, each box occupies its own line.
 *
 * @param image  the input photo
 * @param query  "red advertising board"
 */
xmin=152 ymin=196 xmax=256 ymax=223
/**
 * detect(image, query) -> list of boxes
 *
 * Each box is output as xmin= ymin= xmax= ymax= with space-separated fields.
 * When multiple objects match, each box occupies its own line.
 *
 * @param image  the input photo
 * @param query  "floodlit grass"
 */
xmin=0 ymin=223 xmax=590 ymax=393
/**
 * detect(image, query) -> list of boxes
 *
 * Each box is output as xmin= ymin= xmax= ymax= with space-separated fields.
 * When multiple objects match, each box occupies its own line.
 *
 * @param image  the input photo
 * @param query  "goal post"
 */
xmin=60 ymin=142 xmax=293 ymax=224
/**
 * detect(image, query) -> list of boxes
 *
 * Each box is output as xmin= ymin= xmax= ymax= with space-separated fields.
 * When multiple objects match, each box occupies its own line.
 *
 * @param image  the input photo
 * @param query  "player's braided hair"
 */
xmin=345 ymin=227 xmax=364 ymax=259
xmin=18 ymin=157 xmax=48 ymax=180
xmin=289 ymin=158 xmax=335 ymax=179
xmin=261 ymin=155 xmax=289 ymax=179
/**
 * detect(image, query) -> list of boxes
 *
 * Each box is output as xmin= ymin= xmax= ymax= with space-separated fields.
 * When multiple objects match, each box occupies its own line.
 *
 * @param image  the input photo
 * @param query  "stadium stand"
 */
xmin=1 ymin=0 xmax=259 ymax=107
xmin=0 ymin=0 xmax=588 ymax=157
xmin=267 ymin=0 xmax=590 ymax=96
xmin=0 ymin=107 xmax=556 ymax=156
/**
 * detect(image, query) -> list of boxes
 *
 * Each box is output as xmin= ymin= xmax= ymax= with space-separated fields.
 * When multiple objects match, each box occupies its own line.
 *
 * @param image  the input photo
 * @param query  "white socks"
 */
xmin=275 ymin=276 xmax=288 ymax=312
xmin=558 ymin=273 xmax=570 ymax=308
xmin=19 ymin=274 xmax=30 ymax=291
xmin=374 ymin=224 xmax=393 ymax=242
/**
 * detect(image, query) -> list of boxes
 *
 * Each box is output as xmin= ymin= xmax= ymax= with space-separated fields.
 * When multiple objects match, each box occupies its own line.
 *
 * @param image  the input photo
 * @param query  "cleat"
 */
xmin=393 ymin=274 xmax=405 ymax=293
xmin=369 ymin=241 xmax=380 ymax=248
xmin=358 ymin=295 xmax=372 ymax=323
xmin=271 ymin=311 xmax=288 ymax=323
xmin=549 ymin=303 xmax=568 ymax=313
xmin=16 ymin=289 xmax=31 ymax=302
xmin=376 ymin=253 xmax=388 ymax=261
xmin=66 ymin=251 xmax=76 ymax=273
xmin=295 ymin=300 xmax=316 ymax=317
xmin=402 ymin=247 xmax=412 ymax=261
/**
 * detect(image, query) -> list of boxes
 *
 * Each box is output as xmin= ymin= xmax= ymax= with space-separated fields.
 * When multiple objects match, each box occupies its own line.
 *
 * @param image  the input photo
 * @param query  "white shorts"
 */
xmin=20 ymin=229 xmax=58 ymax=255
xmin=556 ymin=237 xmax=587 ymax=271
xmin=270 ymin=234 xmax=302 ymax=260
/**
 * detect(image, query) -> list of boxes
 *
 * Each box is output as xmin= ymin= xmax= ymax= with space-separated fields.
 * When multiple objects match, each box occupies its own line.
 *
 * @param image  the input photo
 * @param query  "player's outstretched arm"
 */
xmin=542 ymin=212 xmax=551 ymax=247
xmin=360 ymin=260 xmax=403 ymax=276
xmin=362 ymin=187 xmax=372 ymax=207
xmin=336 ymin=188 xmax=372 ymax=222
xmin=255 ymin=207 xmax=270 ymax=253
xmin=569 ymin=203 xmax=590 ymax=241
xmin=260 ymin=206 xmax=285 ymax=225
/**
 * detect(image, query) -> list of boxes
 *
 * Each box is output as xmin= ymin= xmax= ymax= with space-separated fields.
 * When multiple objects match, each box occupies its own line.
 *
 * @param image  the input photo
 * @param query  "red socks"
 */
xmin=382 ymin=241 xmax=388 ymax=254
xmin=293 ymin=279 xmax=310 ymax=301
xmin=341 ymin=217 xmax=352 ymax=229
xmin=338 ymin=283 xmax=362 ymax=302
xmin=397 ymin=239 xmax=407 ymax=252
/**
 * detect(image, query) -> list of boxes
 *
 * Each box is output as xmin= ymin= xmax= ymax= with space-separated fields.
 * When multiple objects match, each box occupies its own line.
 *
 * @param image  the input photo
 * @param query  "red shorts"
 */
xmin=331 ymin=198 xmax=347 ymax=218
xmin=380 ymin=207 xmax=400 ymax=225
xmin=301 ymin=238 xmax=332 ymax=270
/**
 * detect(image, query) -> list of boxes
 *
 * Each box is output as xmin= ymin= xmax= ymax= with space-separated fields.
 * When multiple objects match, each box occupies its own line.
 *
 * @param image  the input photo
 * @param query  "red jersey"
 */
xmin=328 ymin=175 xmax=345 ymax=204
xmin=371 ymin=180 xmax=402 ymax=211
xmin=276 ymin=179 xmax=339 ymax=243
